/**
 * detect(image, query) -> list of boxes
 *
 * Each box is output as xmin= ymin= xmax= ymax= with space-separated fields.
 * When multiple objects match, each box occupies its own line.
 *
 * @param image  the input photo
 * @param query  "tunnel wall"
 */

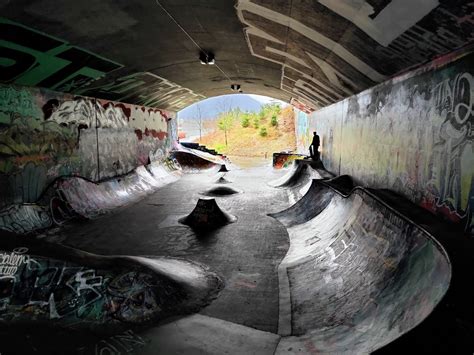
xmin=0 ymin=83 xmax=177 ymax=209
xmin=296 ymin=50 xmax=473 ymax=235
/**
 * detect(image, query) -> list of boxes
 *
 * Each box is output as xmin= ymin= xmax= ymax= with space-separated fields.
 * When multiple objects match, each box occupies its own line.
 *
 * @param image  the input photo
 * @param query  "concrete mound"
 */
xmin=218 ymin=164 xmax=230 ymax=172
xmin=270 ymin=185 xmax=451 ymax=353
xmin=215 ymin=176 xmax=233 ymax=184
xmin=0 ymin=232 xmax=223 ymax=333
xmin=179 ymin=198 xmax=237 ymax=230
xmin=201 ymin=186 xmax=242 ymax=197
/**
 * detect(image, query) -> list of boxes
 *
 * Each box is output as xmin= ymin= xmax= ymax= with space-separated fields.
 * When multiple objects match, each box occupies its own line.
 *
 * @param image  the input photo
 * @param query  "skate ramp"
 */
xmin=171 ymin=144 xmax=226 ymax=172
xmin=271 ymin=184 xmax=451 ymax=353
xmin=0 ymin=161 xmax=181 ymax=233
xmin=0 ymin=232 xmax=223 ymax=333
xmin=268 ymin=160 xmax=333 ymax=199
xmin=269 ymin=176 xmax=354 ymax=228
xmin=52 ymin=162 xmax=181 ymax=219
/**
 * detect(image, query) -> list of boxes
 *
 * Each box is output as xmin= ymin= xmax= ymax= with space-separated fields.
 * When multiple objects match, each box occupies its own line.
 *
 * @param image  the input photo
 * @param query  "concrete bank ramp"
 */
xmin=0 ymin=160 xmax=181 ymax=234
xmin=171 ymin=144 xmax=227 ymax=172
xmin=268 ymin=160 xmax=333 ymax=200
xmin=270 ymin=181 xmax=451 ymax=354
xmin=0 ymin=232 xmax=223 ymax=333
xmin=51 ymin=162 xmax=181 ymax=220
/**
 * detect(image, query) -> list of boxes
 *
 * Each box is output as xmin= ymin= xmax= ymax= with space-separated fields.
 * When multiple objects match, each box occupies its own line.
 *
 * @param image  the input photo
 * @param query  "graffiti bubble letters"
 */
xmin=0 ymin=18 xmax=122 ymax=92
xmin=0 ymin=247 xmax=29 ymax=276
xmin=434 ymin=72 xmax=473 ymax=130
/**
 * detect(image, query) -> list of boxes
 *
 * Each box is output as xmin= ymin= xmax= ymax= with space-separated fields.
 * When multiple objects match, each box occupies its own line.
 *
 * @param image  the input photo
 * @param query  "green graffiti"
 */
xmin=0 ymin=86 xmax=41 ymax=120
xmin=0 ymin=17 xmax=122 ymax=92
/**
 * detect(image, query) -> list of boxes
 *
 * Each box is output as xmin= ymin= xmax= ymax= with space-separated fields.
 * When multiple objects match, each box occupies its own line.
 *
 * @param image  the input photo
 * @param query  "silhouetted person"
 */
xmin=309 ymin=131 xmax=320 ymax=160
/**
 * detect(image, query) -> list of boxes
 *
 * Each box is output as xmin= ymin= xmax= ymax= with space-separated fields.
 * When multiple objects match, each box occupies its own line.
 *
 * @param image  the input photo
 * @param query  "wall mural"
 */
xmin=0 ymin=247 xmax=195 ymax=330
xmin=236 ymin=0 xmax=472 ymax=112
xmin=77 ymin=72 xmax=206 ymax=112
xmin=296 ymin=51 xmax=473 ymax=235
xmin=0 ymin=17 xmax=204 ymax=111
xmin=0 ymin=257 xmax=165 ymax=328
xmin=0 ymin=83 xmax=175 ymax=210
xmin=272 ymin=153 xmax=306 ymax=169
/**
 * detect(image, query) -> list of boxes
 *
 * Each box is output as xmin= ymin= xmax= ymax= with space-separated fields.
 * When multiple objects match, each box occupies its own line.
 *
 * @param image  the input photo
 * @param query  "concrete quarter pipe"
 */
xmin=270 ymin=180 xmax=451 ymax=354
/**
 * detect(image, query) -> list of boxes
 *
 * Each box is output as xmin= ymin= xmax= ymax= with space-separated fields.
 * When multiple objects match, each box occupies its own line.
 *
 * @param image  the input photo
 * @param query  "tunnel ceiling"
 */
xmin=1 ymin=0 xmax=472 ymax=112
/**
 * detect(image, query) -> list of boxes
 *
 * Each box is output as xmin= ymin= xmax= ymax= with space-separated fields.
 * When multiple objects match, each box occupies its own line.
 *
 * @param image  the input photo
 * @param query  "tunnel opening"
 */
xmin=177 ymin=93 xmax=298 ymax=168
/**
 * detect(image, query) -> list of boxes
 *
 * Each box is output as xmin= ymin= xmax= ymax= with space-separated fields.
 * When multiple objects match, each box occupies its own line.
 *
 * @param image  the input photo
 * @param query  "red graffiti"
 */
xmin=103 ymin=102 xmax=131 ymax=119
xmin=134 ymin=129 xmax=142 ymax=140
xmin=420 ymin=198 xmax=462 ymax=224
xmin=134 ymin=128 xmax=167 ymax=141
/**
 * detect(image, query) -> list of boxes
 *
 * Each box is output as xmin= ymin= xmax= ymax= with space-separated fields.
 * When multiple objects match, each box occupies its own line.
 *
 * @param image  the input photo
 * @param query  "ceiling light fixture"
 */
xmin=200 ymin=51 xmax=215 ymax=65
xmin=230 ymin=84 xmax=241 ymax=91
xmin=155 ymin=0 xmax=232 ymax=83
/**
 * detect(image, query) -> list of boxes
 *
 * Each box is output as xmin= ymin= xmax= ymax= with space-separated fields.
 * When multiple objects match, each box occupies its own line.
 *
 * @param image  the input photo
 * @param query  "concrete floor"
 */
xmin=46 ymin=161 xmax=291 ymax=334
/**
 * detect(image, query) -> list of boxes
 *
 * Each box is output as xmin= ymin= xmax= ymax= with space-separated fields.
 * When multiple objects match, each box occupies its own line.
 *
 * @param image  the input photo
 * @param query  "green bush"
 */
xmin=270 ymin=115 xmax=278 ymax=127
xmin=253 ymin=117 xmax=260 ymax=128
xmin=241 ymin=115 xmax=250 ymax=128
xmin=259 ymin=127 xmax=268 ymax=137
xmin=213 ymin=143 xmax=226 ymax=153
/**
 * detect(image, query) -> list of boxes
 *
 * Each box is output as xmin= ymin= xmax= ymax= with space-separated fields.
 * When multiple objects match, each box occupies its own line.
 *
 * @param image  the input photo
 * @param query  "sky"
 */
xmin=178 ymin=94 xmax=287 ymax=121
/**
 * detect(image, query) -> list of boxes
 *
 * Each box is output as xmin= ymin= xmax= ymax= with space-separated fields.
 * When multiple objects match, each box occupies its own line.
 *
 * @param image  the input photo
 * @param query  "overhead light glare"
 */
xmin=230 ymin=84 xmax=241 ymax=91
xmin=199 ymin=51 xmax=215 ymax=65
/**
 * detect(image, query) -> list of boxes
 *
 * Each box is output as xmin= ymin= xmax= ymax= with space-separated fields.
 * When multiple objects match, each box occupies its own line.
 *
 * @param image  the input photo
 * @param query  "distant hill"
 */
xmin=178 ymin=94 xmax=284 ymax=121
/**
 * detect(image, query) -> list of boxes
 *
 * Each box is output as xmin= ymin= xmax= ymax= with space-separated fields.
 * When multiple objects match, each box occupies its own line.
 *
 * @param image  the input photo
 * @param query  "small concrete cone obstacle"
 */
xmin=179 ymin=198 xmax=237 ymax=230
xmin=201 ymin=185 xmax=242 ymax=197
xmin=218 ymin=164 xmax=229 ymax=172
xmin=215 ymin=175 xmax=232 ymax=184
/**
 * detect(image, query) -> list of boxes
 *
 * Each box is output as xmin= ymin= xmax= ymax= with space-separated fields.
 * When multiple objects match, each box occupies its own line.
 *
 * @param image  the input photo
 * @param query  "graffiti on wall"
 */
xmin=0 ymin=17 xmax=205 ymax=111
xmin=427 ymin=70 xmax=473 ymax=228
xmin=273 ymin=153 xmax=306 ymax=169
xmin=236 ymin=0 xmax=471 ymax=111
xmin=0 ymin=204 xmax=52 ymax=234
xmin=0 ymin=250 xmax=174 ymax=327
xmin=0 ymin=17 xmax=122 ymax=92
xmin=0 ymin=83 xmax=174 ymax=209
xmin=296 ymin=51 xmax=473 ymax=234
xmin=295 ymin=109 xmax=310 ymax=154
xmin=77 ymin=72 xmax=205 ymax=111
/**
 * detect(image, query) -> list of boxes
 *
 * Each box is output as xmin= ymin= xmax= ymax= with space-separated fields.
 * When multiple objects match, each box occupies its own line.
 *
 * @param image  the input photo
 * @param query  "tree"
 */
xmin=217 ymin=111 xmax=234 ymax=146
xmin=259 ymin=127 xmax=268 ymax=137
xmin=193 ymin=103 xmax=204 ymax=141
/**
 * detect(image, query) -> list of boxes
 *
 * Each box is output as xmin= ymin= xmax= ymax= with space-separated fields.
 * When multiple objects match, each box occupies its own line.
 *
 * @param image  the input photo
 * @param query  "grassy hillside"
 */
xmin=198 ymin=105 xmax=296 ymax=157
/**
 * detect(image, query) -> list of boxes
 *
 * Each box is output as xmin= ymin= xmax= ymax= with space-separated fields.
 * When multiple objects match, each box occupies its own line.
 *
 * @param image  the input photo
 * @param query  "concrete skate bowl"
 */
xmin=268 ymin=160 xmax=333 ymax=198
xmin=49 ymin=163 xmax=181 ymax=220
xmin=0 ymin=161 xmax=181 ymax=234
xmin=0 ymin=232 xmax=223 ymax=336
xmin=270 ymin=182 xmax=451 ymax=354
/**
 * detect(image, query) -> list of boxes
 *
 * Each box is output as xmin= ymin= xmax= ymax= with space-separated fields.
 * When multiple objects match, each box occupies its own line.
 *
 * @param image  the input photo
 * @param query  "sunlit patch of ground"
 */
xmin=227 ymin=155 xmax=271 ymax=168
xmin=197 ymin=106 xmax=296 ymax=158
